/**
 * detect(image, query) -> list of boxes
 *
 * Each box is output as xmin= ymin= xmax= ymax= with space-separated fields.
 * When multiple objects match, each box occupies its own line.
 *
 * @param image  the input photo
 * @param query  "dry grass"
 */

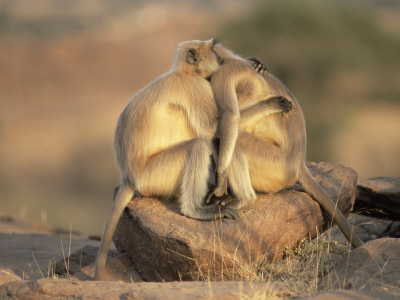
xmin=259 ymin=234 xmax=351 ymax=296
xmin=31 ymin=223 xmax=76 ymax=280
xmin=191 ymin=213 xmax=400 ymax=298
xmin=181 ymin=211 xmax=355 ymax=297
xmin=188 ymin=216 xmax=263 ymax=282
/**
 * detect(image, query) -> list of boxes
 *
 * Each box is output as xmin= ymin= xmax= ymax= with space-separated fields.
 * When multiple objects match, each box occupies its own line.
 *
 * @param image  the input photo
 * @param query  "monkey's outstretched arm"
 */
xmin=239 ymin=95 xmax=292 ymax=127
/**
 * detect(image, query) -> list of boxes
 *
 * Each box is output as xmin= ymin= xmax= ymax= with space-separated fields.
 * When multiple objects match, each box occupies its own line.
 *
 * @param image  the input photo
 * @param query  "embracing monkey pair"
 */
xmin=95 ymin=39 xmax=363 ymax=280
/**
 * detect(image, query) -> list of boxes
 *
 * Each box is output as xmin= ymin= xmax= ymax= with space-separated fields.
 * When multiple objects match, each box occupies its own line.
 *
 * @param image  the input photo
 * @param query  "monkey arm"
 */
xmin=239 ymin=103 xmax=266 ymax=126
xmin=214 ymin=109 xmax=240 ymax=197
xmin=211 ymin=68 xmax=244 ymax=198
xmin=239 ymin=96 xmax=293 ymax=127
xmin=213 ymin=79 xmax=241 ymax=197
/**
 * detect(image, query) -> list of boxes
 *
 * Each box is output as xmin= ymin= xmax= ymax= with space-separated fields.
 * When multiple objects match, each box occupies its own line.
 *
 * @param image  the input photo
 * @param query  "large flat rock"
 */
xmin=298 ymin=289 xmax=400 ymax=300
xmin=320 ymin=238 xmax=400 ymax=292
xmin=114 ymin=162 xmax=358 ymax=281
xmin=0 ymin=232 xmax=100 ymax=283
xmin=0 ymin=278 xmax=293 ymax=299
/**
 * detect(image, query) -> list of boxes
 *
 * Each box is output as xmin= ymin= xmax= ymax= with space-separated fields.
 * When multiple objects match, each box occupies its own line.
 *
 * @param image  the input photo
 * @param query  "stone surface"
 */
xmin=114 ymin=162 xmax=358 ymax=281
xmin=55 ymin=245 xmax=109 ymax=275
xmin=352 ymin=214 xmax=400 ymax=242
xmin=0 ymin=232 xmax=101 ymax=282
xmin=0 ymin=215 xmax=59 ymax=235
xmin=299 ymin=289 xmax=400 ymax=300
xmin=356 ymin=177 xmax=400 ymax=219
xmin=320 ymin=238 xmax=400 ymax=292
xmin=0 ymin=269 xmax=21 ymax=286
xmin=0 ymin=278 xmax=294 ymax=299
xmin=73 ymin=253 xmax=143 ymax=282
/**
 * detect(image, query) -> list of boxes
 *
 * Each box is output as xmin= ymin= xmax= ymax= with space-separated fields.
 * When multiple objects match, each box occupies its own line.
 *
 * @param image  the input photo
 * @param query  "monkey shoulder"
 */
xmin=213 ymin=59 xmax=258 ymax=88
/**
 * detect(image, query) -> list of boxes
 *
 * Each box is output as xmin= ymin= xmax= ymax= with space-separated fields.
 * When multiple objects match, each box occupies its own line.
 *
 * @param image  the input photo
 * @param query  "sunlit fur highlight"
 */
xmin=95 ymin=39 xmax=240 ymax=281
xmin=210 ymin=43 xmax=363 ymax=248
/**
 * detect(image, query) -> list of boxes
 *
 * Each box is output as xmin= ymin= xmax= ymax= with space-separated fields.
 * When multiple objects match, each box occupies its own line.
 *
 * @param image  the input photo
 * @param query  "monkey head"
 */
xmin=174 ymin=39 xmax=221 ymax=79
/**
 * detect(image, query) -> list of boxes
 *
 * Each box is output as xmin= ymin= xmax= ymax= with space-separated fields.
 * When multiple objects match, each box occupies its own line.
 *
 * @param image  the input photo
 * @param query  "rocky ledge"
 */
xmin=113 ymin=162 xmax=358 ymax=281
xmin=1 ymin=163 xmax=400 ymax=299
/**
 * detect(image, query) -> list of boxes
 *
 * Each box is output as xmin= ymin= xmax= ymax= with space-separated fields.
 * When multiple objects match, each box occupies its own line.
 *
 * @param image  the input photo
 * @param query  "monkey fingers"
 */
xmin=208 ymin=193 xmax=238 ymax=208
xmin=260 ymin=96 xmax=293 ymax=114
xmin=205 ymin=178 xmax=228 ymax=205
xmin=206 ymin=193 xmax=228 ymax=205
xmin=276 ymin=96 xmax=293 ymax=112
xmin=218 ymin=195 xmax=238 ymax=207
xmin=247 ymin=57 xmax=268 ymax=75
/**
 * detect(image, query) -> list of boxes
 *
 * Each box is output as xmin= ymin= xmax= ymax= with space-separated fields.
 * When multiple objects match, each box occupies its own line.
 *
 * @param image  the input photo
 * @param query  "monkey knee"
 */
xmin=189 ymin=138 xmax=213 ymax=166
xmin=192 ymin=138 xmax=212 ymax=153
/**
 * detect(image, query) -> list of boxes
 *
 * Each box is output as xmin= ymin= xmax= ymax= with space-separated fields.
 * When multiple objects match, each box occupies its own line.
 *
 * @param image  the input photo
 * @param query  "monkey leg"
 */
xmin=222 ymin=145 xmax=256 ymax=210
xmin=237 ymin=131 xmax=298 ymax=194
xmin=137 ymin=138 xmax=238 ymax=220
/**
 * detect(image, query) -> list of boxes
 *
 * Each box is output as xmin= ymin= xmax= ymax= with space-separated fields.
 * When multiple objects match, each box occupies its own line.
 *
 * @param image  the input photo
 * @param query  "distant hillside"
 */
xmin=219 ymin=0 xmax=400 ymax=160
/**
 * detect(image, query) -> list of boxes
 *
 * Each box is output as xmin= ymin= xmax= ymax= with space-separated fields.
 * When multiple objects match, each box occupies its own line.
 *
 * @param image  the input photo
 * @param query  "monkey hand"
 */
xmin=247 ymin=57 xmax=268 ymax=75
xmin=206 ymin=193 xmax=238 ymax=209
xmin=205 ymin=175 xmax=227 ymax=205
xmin=205 ymin=171 xmax=237 ymax=207
xmin=260 ymin=96 xmax=293 ymax=114
xmin=276 ymin=96 xmax=293 ymax=113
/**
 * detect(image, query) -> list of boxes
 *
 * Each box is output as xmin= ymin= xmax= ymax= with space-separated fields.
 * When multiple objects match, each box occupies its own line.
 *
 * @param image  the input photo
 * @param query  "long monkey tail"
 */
xmin=298 ymin=162 xmax=363 ymax=248
xmin=94 ymin=183 xmax=135 ymax=280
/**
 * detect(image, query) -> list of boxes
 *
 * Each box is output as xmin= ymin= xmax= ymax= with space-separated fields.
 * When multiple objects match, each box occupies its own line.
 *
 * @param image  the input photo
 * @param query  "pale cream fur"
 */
xmin=210 ymin=43 xmax=363 ymax=248
xmin=95 ymin=39 xmax=239 ymax=280
xmin=94 ymin=40 xmax=277 ymax=280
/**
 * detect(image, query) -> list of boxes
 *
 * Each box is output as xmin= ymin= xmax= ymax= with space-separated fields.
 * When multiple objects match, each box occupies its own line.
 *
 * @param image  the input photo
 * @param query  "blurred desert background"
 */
xmin=1 ymin=0 xmax=399 ymax=236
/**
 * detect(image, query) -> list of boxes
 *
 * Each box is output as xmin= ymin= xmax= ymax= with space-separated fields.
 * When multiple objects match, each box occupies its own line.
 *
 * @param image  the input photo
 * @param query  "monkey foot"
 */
xmin=206 ymin=194 xmax=238 ymax=207
xmin=218 ymin=206 xmax=239 ymax=219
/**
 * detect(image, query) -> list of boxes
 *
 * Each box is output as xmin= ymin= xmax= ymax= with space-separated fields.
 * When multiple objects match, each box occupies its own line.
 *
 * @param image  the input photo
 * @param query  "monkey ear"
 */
xmin=186 ymin=49 xmax=198 ymax=65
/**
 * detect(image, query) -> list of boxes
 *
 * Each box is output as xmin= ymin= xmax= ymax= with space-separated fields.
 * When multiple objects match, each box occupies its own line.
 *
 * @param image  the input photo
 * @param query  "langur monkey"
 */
xmin=94 ymin=39 xmax=291 ymax=280
xmin=207 ymin=43 xmax=364 ymax=248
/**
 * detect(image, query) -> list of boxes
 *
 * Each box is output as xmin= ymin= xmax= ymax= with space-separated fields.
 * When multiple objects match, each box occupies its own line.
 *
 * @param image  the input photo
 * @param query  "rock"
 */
xmin=0 ymin=216 xmax=138 ymax=284
xmin=0 ymin=232 xmax=100 ymax=281
xmin=352 ymin=214 xmax=400 ymax=242
xmin=73 ymin=253 xmax=143 ymax=282
xmin=0 ymin=269 xmax=21 ymax=285
xmin=114 ymin=162 xmax=358 ymax=281
xmin=55 ymin=245 xmax=118 ymax=276
xmin=0 ymin=278 xmax=294 ymax=299
xmin=298 ymin=289 xmax=400 ymax=300
xmin=319 ymin=238 xmax=400 ymax=292
xmin=356 ymin=177 xmax=400 ymax=219
xmin=0 ymin=215 xmax=58 ymax=235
